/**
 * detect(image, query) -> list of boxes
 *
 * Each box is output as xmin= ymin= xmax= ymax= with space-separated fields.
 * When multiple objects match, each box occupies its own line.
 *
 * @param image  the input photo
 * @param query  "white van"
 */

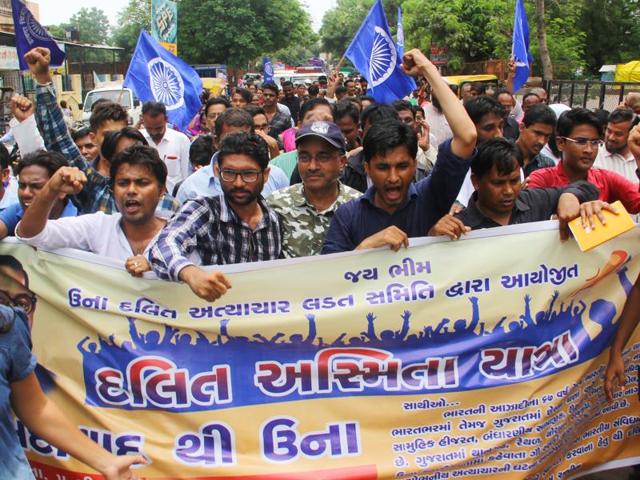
xmin=81 ymin=85 xmax=142 ymax=126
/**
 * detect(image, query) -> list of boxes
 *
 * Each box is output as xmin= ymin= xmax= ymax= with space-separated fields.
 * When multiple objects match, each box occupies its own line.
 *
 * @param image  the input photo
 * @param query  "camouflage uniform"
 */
xmin=267 ymin=183 xmax=361 ymax=258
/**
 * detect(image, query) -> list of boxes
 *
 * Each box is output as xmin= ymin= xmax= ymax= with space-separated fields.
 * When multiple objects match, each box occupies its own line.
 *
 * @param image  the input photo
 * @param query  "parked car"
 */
xmin=81 ymin=85 xmax=141 ymax=126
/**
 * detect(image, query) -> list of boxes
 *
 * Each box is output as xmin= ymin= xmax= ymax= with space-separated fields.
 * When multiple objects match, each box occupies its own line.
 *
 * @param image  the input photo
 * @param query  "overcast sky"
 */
xmin=38 ymin=0 xmax=337 ymax=31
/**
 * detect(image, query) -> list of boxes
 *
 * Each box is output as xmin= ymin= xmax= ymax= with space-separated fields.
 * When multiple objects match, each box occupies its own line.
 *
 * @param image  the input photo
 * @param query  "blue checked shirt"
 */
xmin=35 ymin=82 xmax=178 ymax=217
xmin=150 ymin=195 xmax=282 ymax=281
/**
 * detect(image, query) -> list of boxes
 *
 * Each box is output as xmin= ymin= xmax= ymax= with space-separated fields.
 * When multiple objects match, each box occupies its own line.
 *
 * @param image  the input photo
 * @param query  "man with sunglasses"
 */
xmin=150 ymin=132 xmax=281 ymax=302
xmin=528 ymin=108 xmax=640 ymax=214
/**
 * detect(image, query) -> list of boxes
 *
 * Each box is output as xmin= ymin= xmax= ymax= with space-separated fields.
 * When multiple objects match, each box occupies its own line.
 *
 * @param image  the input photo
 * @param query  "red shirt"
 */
xmin=528 ymin=161 xmax=640 ymax=213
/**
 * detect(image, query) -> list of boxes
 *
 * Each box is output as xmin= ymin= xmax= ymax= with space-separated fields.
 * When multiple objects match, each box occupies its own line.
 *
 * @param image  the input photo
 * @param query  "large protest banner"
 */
xmin=3 ymin=222 xmax=640 ymax=479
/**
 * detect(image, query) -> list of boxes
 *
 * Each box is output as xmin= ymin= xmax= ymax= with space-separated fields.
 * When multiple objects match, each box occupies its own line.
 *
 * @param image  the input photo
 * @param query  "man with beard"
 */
xmin=150 ymin=132 xmax=281 ymax=301
xmin=176 ymin=108 xmax=289 ymax=203
xmin=516 ymin=104 xmax=557 ymax=177
xmin=528 ymin=108 xmax=640 ymax=214
xmin=594 ymin=108 xmax=637 ymax=181
xmin=141 ymin=101 xmax=191 ymax=193
xmin=16 ymin=146 xmax=168 ymax=277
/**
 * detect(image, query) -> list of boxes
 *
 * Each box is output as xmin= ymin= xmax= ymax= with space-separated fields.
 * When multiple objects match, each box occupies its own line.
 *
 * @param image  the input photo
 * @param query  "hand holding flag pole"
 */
xmin=334 ymin=57 xmax=346 ymax=77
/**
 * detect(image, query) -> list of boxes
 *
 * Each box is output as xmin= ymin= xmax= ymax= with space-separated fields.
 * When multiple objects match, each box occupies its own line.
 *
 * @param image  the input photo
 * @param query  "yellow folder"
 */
xmin=569 ymin=200 xmax=636 ymax=251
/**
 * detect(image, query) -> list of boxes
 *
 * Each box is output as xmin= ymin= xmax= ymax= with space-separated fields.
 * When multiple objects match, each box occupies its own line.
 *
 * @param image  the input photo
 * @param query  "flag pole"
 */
xmin=334 ymin=54 xmax=346 ymax=75
xmin=116 ymin=85 xmax=125 ymax=104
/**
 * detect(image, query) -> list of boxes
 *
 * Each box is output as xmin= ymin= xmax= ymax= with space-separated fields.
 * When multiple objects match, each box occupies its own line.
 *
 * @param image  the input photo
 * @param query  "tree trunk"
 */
xmin=534 ymin=0 xmax=554 ymax=80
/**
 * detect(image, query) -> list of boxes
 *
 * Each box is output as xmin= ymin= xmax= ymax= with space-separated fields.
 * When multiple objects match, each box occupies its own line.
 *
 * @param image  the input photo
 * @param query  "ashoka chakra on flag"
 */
xmin=369 ymin=26 xmax=397 ymax=88
xmin=147 ymin=57 xmax=185 ymax=110
xmin=19 ymin=8 xmax=51 ymax=43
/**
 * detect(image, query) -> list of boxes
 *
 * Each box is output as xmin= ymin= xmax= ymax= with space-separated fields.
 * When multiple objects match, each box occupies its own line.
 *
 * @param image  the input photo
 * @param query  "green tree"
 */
xmin=319 ymin=0 xmax=590 ymax=79
xmin=177 ymin=0 xmax=316 ymax=67
xmin=68 ymin=7 xmax=111 ymax=45
xmin=319 ymin=0 xmax=372 ymax=60
xmin=401 ymin=0 xmax=584 ymax=79
xmin=534 ymin=0 xmax=553 ymax=80
xmin=579 ymin=0 xmax=640 ymax=74
xmin=269 ymin=44 xmax=321 ymax=68
xmin=403 ymin=0 xmax=510 ymax=72
xmin=45 ymin=24 xmax=67 ymax=40
xmin=533 ymin=0 xmax=585 ymax=79
xmin=111 ymin=0 xmax=152 ymax=56
xmin=319 ymin=0 xmax=403 ymax=61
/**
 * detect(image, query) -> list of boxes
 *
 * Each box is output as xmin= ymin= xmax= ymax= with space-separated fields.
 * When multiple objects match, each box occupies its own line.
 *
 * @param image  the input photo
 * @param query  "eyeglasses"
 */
xmin=298 ymin=152 xmax=340 ymax=164
xmin=220 ymin=169 xmax=262 ymax=183
xmin=560 ymin=137 xmax=604 ymax=148
xmin=0 ymin=290 xmax=36 ymax=315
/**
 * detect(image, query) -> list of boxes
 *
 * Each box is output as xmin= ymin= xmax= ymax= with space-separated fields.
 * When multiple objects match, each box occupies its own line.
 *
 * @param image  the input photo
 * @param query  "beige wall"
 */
xmin=52 ymin=74 xmax=81 ymax=120
xmin=0 ymin=0 xmax=40 ymax=32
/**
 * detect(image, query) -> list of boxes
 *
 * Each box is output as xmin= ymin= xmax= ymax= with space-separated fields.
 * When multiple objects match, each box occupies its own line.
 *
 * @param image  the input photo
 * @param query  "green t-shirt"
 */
xmin=270 ymin=150 xmax=298 ymax=180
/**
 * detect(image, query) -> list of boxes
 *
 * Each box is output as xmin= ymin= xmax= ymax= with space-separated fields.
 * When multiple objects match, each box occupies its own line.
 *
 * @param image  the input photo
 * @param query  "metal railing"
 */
xmin=544 ymin=80 xmax=640 ymax=112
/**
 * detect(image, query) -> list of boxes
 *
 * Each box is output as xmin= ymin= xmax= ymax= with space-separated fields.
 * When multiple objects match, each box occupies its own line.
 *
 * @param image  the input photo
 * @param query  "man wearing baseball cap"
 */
xmin=267 ymin=121 xmax=361 ymax=257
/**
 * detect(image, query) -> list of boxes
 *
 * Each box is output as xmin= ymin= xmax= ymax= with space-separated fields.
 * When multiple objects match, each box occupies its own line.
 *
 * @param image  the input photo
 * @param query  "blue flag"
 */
xmin=124 ymin=31 xmax=202 ymax=131
xmin=263 ymin=56 xmax=274 ymax=84
xmin=345 ymin=0 xmax=415 ymax=104
xmin=11 ymin=0 xmax=65 ymax=71
xmin=396 ymin=6 xmax=405 ymax=57
xmin=512 ymin=0 xmax=532 ymax=93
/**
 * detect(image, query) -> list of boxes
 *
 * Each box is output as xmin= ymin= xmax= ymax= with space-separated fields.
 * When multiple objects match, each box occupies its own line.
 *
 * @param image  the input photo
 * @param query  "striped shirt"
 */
xmin=150 ymin=195 xmax=282 ymax=280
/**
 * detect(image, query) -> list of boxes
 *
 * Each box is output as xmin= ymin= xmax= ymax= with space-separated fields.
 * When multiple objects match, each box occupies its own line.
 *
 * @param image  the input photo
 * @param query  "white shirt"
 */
xmin=455 ymin=171 xmax=474 ymax=207
xmin=10 ymin=115 xmax=45 ymax=156
xmin=16 ymin=212 xmax=155 ymax=260
xmin=540 ymin=104 xmax=572 ymax=165
xmin=540 ymin=144 xmax=561 ymax=165
xmin=423 ymin=103 xmax=452 ymax=149
xmin=594 ymin=145 xmax=637 ymax=182
xmin=142 ymin=127 xmax=191 ymax=193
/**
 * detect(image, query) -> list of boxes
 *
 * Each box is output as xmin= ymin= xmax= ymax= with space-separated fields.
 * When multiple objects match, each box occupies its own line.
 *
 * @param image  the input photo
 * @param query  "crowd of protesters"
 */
xmin=0 ymin=45 xmax=639 ymax=478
